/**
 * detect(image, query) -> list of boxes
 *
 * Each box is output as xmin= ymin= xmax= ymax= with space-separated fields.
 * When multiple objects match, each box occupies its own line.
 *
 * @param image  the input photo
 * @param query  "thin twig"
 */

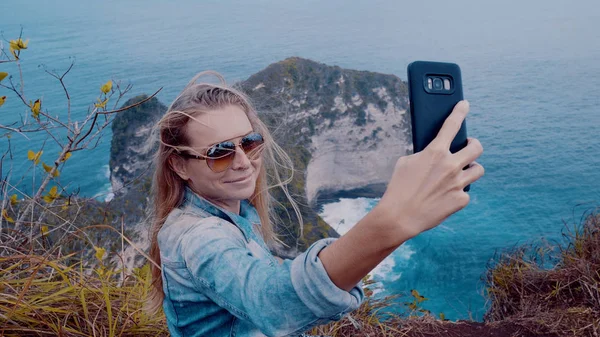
xmin=97 ymin=87 xmax=162 ymax=115
xmin=43 ymin=59 xmax=75 ymax=124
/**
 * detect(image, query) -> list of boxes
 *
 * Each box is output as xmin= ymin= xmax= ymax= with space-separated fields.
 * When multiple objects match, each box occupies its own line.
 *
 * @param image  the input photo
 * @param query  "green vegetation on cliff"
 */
xmin=240 ymin=57 xmax=410 ymax=147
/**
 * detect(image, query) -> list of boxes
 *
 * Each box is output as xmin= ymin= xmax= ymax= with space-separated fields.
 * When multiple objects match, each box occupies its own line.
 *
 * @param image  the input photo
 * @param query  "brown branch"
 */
xmin=71 ymin=82 xmax=121 ymax=147
xmin=97 ymin=87 xmax=162 ymax=115
xmin=1 ymin=80 xmax=28 ymax=106
xmin=14 ymin=143 xmax=72 ymax=230
xmin=17 ymin=62 xmax=24 ymax=96
xmin=73 ymin=87 xmax=162 ymax=149
xmin=0 ymin=126 xmax=32 ymax=140
xmin=0 ymin=123 xmax=59 ymax=134
xmin=0 ymin=82 xmax=72 ymax=132
xmin=40 ymin=124 xmax=64 ymax=148
xmin=73 ymin=128 xmax=105 ymax=152
xmin=73 ymin=112 xmax=99 ymax=149
xmin=43 ymin=59 xmax=75 ymax=123
xmin=111 ymin=82 xmax=133 ymax=110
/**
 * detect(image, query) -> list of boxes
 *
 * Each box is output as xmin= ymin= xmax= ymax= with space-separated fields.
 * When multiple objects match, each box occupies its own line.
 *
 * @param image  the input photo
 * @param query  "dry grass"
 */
xmin=2 ymin=205 xmax=598 ymax=336
xmin=0 ymin=219 xmax=168 ymax=337
xmin=484 ymin=210 xmax=600 ymax=336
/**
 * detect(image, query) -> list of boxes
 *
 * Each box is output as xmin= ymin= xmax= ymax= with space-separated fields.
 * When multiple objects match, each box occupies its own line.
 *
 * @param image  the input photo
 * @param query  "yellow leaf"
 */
xmin=94 ymin=246 xmax=106 ymax=261
xmin=42 ymin=162 xmax=52 ymax=173
xmin=41 ymin=225 xmax=49 ymax=236
xmin=94 ymin=98 xmax=108 ymax=108
xmin=9 ymin=38 xmax=29 ymax=51
xmin=42 ymin=162 xmax=60 ymax=177
xmin=30 ymin=99 xmax=41 ymax=119
xmin=62 ymin=152 xmax=72 ymax=162
xmin=439 ymin=312 xmax=446 ymax=321
xmin=411 ymin=289 xmax=428 ymax=303
xmin=9 ymin=38 xmax=28 ymax=60
xmin=9 ymin=194 xmax=18 ymax=206
xmin=43 ymin=186 xmax=59 ymax=203
xmin=49 ymin=186 xmax=58 ymax=197
xmin=100 ymin=80 xmax=112 ymax=94
xmin=0 ymin=72 xmax=7 ymax=82
xmin=2 ymin=209 xmax=14 ymax=223
xmin=28 ymin=150 xmax=43 ymax=165
xmin=0 ymin=96 xmax=6 ymax=108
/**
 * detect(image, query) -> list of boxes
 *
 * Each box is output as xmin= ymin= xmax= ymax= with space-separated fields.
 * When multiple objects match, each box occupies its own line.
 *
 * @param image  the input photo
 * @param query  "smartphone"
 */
xmin=407 ymin=61 xmax=470 ymax=191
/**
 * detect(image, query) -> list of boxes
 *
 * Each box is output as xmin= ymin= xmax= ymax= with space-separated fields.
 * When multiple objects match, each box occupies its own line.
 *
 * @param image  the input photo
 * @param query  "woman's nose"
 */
xmin=230 ymin=145 xmax=251 ymax=170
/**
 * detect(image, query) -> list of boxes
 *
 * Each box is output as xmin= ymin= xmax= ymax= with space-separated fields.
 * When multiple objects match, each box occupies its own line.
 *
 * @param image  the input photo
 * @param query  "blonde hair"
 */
xmin=146 ymin=71 xmax=303 ymax=314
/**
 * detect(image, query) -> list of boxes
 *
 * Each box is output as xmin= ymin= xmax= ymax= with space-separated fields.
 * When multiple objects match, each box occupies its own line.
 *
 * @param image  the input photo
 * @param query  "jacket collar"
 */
xmin=182 ymin=187 xmax=261 ymax=242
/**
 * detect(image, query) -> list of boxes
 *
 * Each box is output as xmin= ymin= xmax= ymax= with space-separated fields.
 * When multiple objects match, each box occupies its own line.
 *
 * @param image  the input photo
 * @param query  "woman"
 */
xmin=147 ymin=71 xmax=484 ymax=337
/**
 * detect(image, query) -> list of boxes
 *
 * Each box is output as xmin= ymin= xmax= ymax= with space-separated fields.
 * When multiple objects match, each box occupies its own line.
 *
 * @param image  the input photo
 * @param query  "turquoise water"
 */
xmin=2 ymin=0 xmax=599 ymax=321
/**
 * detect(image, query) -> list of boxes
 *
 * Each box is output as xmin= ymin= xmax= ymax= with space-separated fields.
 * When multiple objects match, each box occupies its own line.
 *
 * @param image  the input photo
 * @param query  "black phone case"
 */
xmin=407 ymin=61 xmax=470 ymax=191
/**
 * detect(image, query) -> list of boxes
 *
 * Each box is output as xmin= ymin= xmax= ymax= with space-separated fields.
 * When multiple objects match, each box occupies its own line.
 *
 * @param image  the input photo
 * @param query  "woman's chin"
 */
xmin=225 ymin=180 xmax=256 ymax=199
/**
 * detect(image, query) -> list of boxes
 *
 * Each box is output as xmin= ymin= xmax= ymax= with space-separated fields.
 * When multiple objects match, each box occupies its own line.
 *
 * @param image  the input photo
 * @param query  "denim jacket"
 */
xmin=158 ymin=188 xmax=364 ymax=337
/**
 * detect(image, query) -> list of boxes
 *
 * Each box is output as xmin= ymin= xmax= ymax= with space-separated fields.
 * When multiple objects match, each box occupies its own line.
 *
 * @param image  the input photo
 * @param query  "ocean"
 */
xmin=2 ymin=0 xmax=599 ymax=321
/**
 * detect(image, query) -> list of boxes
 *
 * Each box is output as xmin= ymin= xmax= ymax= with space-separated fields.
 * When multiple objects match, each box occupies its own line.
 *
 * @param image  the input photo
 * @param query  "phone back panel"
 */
xmin=407 ymin=61 xmax=468 ymax=154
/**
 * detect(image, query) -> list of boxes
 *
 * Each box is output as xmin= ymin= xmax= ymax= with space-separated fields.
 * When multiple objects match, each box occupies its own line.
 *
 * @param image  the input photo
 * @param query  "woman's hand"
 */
xmin=377 ymin=100 xmax=484 ymax=241
xmin=317 ymin=100 xmax=484 ymax=292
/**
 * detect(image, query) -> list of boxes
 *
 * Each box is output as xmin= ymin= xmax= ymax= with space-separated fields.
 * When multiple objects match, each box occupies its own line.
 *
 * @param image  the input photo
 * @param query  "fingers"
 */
xmin=433 ymin=100 xmax=470 ymax=148
xmin=454 ymin=137 xmax=484 ymax=168
xmin=460 ymin=161 xmax=485 ymax=187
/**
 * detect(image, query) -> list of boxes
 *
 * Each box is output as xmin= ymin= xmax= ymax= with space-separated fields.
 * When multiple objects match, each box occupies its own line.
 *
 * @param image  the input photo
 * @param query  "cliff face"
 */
xmin=240 ymin=57 xmax=412 ymax=206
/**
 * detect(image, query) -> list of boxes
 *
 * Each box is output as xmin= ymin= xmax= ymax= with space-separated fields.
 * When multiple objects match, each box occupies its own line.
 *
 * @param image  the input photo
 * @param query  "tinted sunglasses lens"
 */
xmin=241 ymin=133 xmax=264 ymax=157
xmin=206 ymin=142 xmax=235 ymax=172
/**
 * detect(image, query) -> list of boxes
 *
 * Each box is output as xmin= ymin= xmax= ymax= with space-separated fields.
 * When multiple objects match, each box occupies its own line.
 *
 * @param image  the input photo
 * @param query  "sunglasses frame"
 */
xmin=179 ymin=132 xmax=265 ymax=173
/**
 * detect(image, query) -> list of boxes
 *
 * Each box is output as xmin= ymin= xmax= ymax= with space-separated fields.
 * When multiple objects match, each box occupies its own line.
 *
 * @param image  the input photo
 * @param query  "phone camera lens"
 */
xmin=433 ymin=77 xmax=443 ymax=90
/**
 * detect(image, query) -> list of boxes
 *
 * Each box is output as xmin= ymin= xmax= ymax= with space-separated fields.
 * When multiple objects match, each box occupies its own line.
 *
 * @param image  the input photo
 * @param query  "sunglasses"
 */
xmin=180 ymin=132 xmax=265 ymax=173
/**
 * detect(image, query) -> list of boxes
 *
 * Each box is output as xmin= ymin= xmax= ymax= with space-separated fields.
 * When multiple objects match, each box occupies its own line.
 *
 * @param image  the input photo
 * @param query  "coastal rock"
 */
xmin=240 ymin=57 xmax=412 ymax=207
xmin=109 ymin=95 xmax=166 ymax=197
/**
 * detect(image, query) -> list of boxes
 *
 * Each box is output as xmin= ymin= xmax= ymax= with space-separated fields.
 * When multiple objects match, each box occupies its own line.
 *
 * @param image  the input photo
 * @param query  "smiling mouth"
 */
xmin=225 ymin=175 xmax=252 ymax=183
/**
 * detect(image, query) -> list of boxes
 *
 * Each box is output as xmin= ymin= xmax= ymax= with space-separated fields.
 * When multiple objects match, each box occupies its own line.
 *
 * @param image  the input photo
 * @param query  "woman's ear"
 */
xmin=169 ymin=154 xmax=189 ymax=181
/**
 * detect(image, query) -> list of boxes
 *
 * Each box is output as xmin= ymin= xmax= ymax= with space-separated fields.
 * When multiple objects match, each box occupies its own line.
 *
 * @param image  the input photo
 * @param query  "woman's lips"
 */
xmin=225 ymin=175 xmax=252 ymax=183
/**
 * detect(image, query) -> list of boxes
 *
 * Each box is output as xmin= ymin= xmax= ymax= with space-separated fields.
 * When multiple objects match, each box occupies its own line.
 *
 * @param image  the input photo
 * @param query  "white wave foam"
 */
xmin=319 ymin=197 xmax=374 ymax=235
xmin=319 ymin=197 xmax=416 ymax=295
xmin=93 ymin=165 xmax=114 ymax=202
xmin=370 ymin=243 xmax=414 ymax=282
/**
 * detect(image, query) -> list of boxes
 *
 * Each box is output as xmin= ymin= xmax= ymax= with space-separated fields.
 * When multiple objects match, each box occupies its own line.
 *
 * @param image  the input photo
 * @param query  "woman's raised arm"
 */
xmin=318 ymin=100 xmax=485 ymax=291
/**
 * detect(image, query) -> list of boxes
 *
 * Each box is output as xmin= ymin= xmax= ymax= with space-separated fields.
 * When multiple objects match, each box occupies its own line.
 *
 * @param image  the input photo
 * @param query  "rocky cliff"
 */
xmin=239 ymin=57 xmax=412 ymax=206
xmin=110 ymin=95 xmax=167 ymax=195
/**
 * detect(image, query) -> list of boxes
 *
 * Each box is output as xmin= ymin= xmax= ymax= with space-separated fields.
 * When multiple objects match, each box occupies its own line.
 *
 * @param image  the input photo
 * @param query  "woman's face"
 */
xmin=175 ymin=104 xmax=262 ymax=209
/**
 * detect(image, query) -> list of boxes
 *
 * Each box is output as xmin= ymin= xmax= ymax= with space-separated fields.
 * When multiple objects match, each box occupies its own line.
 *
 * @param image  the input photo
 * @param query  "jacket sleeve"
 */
xmin=179 ymin=217 xmax=364 ymax=337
